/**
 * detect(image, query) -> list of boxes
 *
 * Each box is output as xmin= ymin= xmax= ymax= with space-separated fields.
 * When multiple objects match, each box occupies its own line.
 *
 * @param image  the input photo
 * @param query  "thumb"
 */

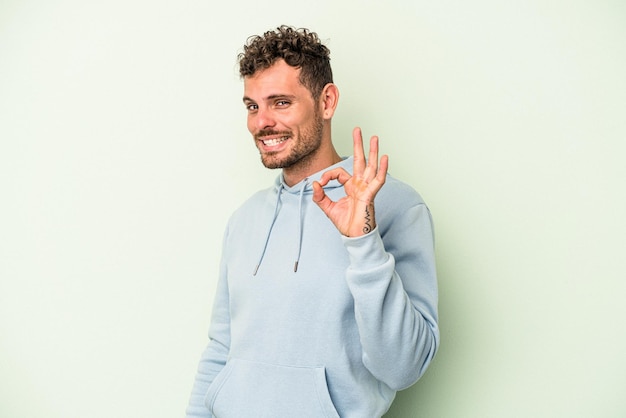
xmin=312 ymin=181 xmax=325 ymax=204
xmin=312 ymin=181 xmax=333 ymax=214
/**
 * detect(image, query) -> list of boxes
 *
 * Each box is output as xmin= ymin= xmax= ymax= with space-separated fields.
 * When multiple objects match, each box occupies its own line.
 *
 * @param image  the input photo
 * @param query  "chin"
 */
xmin=260 ymin=154 xmax=286 ymax=169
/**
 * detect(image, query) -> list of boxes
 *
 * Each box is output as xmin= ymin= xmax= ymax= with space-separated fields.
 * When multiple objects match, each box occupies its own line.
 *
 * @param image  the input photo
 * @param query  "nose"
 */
xmin=252 ymin=107 xmax=276 ymax=131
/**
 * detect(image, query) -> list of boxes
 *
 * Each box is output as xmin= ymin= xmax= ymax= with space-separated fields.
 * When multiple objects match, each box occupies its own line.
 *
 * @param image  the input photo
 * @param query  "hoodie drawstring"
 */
xmin=251 ymin=157 xmax=349 ymax=277
xmin=252 ymin=179 xmax=308 ymax=276
xmin=253 ymin=183 xmax=284 ymax=276
xmin=293 ymin=178 xmax=308 ymax=272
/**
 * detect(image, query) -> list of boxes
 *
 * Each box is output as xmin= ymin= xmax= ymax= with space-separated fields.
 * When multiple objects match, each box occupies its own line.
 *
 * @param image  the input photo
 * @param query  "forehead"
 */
xmin=243 ymin=60 xmax=307 ymax=100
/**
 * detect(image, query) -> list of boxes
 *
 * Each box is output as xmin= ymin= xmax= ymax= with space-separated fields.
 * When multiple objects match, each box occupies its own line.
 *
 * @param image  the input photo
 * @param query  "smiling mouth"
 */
xmin=260 ymin=136 xmax=289 ymax=147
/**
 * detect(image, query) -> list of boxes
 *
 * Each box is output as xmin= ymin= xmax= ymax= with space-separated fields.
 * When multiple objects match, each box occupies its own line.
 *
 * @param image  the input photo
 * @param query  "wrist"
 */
xmin=345 ymin=203 xmax=376 ymax=237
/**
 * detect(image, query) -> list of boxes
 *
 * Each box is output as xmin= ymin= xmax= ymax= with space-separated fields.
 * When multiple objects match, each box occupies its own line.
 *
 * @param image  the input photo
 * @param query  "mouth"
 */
xmin=260 ymin=136 xmax=290 ymax=147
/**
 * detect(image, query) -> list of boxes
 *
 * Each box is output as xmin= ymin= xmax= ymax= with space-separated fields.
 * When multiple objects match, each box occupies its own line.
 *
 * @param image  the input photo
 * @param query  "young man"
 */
xmin=186 ymin=25 xmax=439 ymax=418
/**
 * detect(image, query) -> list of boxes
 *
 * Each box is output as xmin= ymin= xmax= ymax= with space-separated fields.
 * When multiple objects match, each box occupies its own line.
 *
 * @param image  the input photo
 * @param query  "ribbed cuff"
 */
xmin=341 ymin=226 xmax=389 ymax=270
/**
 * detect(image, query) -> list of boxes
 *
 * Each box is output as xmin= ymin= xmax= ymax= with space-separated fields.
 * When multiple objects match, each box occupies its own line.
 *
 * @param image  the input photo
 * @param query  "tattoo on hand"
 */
xmin=363 ymin=205 xmax=373 ymax=234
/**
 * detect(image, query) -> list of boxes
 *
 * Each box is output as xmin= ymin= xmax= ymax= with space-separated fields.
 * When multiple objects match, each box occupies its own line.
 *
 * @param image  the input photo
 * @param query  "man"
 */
xmin=186 ymin=25 xmax=439 ymax=418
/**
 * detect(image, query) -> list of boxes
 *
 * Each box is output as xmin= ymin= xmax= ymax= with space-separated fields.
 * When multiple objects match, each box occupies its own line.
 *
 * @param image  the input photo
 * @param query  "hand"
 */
xmin=312 ymin=127 xmax=388 ymax=237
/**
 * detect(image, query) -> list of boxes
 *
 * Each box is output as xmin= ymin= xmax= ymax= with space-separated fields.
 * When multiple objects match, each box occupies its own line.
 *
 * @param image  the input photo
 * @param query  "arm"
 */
xmin=343 ymin=204 xmax=438 ymax=389
xmin=313 ymin=127 xmax=439 ymax=390
xmin=186 ymin=231 xmax=232 ymax=418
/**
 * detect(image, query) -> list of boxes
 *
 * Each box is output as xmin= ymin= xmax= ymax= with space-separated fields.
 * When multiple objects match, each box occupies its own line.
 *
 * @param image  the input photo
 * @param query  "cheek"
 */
xmin=246 ymin=116 xmax=255 ymax=134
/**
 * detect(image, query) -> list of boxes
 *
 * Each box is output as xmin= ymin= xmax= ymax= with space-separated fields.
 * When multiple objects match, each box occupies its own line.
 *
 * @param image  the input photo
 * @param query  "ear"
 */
xmin=319 ymin=83 xmax=339 ymax=120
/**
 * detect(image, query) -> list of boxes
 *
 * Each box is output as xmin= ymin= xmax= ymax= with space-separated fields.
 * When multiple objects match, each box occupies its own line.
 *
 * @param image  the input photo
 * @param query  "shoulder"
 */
xmin=233 ymin=185 xmax=276 ymax=213
xmin=376 ymin=173 xmax=426 ymax=212
xmin=375 ymin=174 xmax=435 ymax=244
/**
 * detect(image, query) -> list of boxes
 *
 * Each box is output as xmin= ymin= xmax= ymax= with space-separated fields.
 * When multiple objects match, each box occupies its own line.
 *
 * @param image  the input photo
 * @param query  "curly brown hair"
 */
xmin=238 ymin=25 xmax=333 ymax=100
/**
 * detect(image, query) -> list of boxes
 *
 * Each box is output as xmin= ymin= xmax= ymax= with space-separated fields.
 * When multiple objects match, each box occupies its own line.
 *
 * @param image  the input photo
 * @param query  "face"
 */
xmin=243 ymin=60 xmax=324 ymax=170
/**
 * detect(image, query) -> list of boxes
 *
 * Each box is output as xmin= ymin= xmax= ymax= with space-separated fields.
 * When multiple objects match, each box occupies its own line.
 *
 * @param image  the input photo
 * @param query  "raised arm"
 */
xmin=312 ymin=127 xmax=388 ymax=237
xmin=314 ymin=127 xmax=439 ymax=389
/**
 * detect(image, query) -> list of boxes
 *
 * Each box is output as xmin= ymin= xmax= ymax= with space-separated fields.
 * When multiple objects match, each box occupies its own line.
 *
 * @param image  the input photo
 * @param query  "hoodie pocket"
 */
xmin=204 ymin=358 xmax=340 ymax=418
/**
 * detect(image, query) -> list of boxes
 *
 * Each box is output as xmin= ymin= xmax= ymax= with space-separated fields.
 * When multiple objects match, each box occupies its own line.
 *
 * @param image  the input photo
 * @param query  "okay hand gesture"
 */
xmin=312 ymin=127 xmax=388 ymax=237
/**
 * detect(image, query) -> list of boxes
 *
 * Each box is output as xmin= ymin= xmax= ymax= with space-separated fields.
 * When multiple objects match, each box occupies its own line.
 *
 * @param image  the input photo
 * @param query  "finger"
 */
xmin=352 ymin=127 xmax=365 ymax=176
xmin=363 ymin=153 xmax=388 ymax=198
xmin=312 ymin=181 xmax=324 ymax=202
xmin=376 ymin=154 xmax=389 ymax=185
xmin=312 ymin=181 xmax=334 ymax=214
xmin=319 ymin=167 xmax=352 ymax=186
xmin=364 ymin=135 xmax=380 ymax=182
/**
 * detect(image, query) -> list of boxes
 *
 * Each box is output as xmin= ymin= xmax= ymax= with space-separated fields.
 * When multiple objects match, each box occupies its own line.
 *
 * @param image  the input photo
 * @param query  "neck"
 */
xmin=282 ymin=146 xmax=342 ymax=187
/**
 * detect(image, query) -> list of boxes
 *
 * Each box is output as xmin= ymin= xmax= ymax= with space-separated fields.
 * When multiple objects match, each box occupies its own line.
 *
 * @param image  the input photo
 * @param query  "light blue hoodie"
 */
xmin=186 ymin=157 xmax=439 ymax=418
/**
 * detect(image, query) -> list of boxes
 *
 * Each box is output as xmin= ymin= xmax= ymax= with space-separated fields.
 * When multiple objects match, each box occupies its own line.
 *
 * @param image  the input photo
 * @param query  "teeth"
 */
xmin=262 ymin=136 xmax=288 ymax=146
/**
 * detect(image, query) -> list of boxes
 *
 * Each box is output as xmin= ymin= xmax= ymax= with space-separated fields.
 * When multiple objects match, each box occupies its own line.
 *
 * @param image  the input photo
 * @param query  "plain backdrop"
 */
xmin=1 ymin=1 xmax=625 ymax=417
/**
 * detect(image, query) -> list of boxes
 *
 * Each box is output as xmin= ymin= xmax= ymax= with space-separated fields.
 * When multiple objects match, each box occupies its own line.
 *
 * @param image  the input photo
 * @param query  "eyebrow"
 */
xmin=242 ymin=94 xmax=297 ymax=103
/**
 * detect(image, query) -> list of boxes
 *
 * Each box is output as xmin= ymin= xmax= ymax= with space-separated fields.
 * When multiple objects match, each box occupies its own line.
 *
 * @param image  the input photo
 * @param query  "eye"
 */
xmin=275 ymin=100 xmax=290 ymax=108
xmin=245 ymin=103 xmax=258 ymax=112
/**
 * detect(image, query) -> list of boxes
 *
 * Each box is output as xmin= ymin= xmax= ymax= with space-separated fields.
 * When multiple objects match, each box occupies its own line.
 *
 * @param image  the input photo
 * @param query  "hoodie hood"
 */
xmin=253 ymin=156 xmax=353 ymax=275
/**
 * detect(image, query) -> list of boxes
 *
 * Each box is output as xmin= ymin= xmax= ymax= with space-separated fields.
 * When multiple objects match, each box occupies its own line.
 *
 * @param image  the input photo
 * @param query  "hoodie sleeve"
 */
xmin=342 ymin=201 xmax=439 ymax=391
xmin=185 ymin=230 xmax=232 ymax=418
